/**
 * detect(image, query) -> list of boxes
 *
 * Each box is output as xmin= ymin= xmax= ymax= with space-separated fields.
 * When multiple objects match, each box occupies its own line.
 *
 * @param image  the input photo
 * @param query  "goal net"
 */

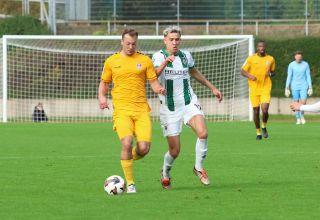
xmin=0 ymin=35 xmax=253 ymax=123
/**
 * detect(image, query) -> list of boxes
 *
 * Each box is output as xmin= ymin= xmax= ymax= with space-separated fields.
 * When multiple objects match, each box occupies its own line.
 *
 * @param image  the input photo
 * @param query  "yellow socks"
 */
xmin=132 ymin=147 xmax=143 ymax=160
xmin=256 ymin=128 xmax=261 ymax=135
xmin=262 ymin=122 xmax=266 ymax=129
xmin=120 ymin=147 xmax=144 ymax=185
xmin=120 ymin=159 xmax=134 ymax=185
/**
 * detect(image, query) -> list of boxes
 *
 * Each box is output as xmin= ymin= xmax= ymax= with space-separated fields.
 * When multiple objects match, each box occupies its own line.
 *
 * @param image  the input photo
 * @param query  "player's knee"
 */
xmin=137 ymin=143 xmax=150 ymax=156
xmin=170 ymin=148 xmax=180 ymax=158
xmin=261 ymin=108 xmax=268 ymax=114
xmin=121 ymin=138 xmax=133 ymax=152
xmin=197 ymin=129 xmax=208 ymax=139
xmin=253 ymin=108 xmax=260 ymax=115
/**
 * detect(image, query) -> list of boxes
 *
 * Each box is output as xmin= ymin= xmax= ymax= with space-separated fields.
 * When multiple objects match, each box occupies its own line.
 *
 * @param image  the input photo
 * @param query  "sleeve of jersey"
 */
xmin=186 ymin=51 xmax=195 ymax=68
xmin=146 ymin=57 xmax=157 ymax=80
xmin=306 ymin=63 xmax=312 ymax=87
xmin=300 ymin=101 xmax=320 ymax=113
xmin=271 ymin=57 xmax=276 ymax=72
xmin=286 ymin=63 xmax=293 ymax=88
xmin=152 ymin=52 xmax=164 ymax=67
xmin=101 ymin=59 xmax=112 ymax=83
xmin=242 ymin=57 xmax=251 ymax=72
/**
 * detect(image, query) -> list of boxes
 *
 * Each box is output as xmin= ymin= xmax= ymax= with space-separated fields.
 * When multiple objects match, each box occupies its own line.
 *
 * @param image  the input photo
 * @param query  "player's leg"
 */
xmin=250 ymin=94 xmax=262 ymax=140
xmin=260 ymin=91 xmax=271 ymax=138
xmin=292 ymin=90 xmax=301 ymax=124
xmin=120 ymin=136 xmax=135 ymax=191
xmin=160 ymin=135 xmax=181 ymax=189
xmin=299 ymin=89 xmax=308 ymax=124
xmin=253 ymin=106 xmax=262 ymax=140
xmin=159 ymin=104 xmax=183 ymax=189
xmin=160 ymin=120 xmax=182 ymax=189
xmin=261 ymin=103 xmax=269 ymax=138
xmin=188 ymin=114 xmax=210 ymax=185
xmin=133 ymin=111 xmax=152 ymax=160
xmin=113 ymin=111 xmax=136 ymax=192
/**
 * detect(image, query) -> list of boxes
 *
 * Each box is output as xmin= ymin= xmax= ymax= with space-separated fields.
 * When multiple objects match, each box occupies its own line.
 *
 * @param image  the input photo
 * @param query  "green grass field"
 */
xmin=1 ymin=121 xmax=319 ymax=220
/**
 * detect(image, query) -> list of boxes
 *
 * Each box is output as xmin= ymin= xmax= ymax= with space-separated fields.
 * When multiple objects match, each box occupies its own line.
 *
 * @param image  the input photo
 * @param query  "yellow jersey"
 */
xmin=242 ymin=53 xmax=276 ymax=94
xmin=101 ymin=52 xmax=157 ymax=112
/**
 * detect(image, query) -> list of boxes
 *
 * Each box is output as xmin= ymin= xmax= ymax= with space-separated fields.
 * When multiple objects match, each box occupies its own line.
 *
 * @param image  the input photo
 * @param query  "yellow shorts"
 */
xmin=250 ymin=92 xmax=271 ymax=108
xmin=113 ymin=110 xmax=152 ymax=142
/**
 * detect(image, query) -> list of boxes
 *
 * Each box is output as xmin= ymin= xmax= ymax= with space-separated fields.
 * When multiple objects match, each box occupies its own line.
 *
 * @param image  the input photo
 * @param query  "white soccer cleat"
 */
xmin=296 ymin=119 xmax=301 ymax=125
xmin=193 ymin=167 xmax=210 ymax=186
xmin=127 ymin=184 xmax=136 ymax=193
xmin=301 ymin=117 xmax=306 ymax=124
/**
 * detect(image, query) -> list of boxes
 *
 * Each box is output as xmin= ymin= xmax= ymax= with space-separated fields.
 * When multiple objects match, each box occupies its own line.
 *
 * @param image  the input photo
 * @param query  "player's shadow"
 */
xmin=148 ymin=179 xmax=305 ymax=193
xmin=216 ymin=179 xmax=305 ymax=190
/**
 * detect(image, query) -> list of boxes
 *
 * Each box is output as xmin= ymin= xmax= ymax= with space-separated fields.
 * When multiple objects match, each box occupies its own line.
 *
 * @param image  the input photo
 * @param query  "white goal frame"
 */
xmin=1 ymin=35 xmax=254 ymax=123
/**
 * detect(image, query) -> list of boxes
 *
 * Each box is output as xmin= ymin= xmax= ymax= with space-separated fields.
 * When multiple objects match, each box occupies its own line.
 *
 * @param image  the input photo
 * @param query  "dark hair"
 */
xmin=122 ymin=29 xmax=138 ymax=39
xmin=294 ymin=50 xmax=303 ymax=56
xmin=257 ymin=40 xmax=266 ymax=46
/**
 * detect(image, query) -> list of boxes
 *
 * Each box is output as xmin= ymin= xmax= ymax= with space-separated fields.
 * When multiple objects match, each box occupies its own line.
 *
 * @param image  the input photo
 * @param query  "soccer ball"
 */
xmin=104 ymin=175 xmax=125 ymax=195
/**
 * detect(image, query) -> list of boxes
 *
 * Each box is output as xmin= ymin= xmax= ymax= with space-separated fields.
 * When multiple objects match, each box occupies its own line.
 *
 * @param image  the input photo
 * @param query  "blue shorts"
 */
xmin=292 ymin=89 xmax=307 ymax=101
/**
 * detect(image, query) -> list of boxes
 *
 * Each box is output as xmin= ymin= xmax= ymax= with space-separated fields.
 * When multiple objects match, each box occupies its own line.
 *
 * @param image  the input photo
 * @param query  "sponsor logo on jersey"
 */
xmin=182 ymin=57 xmax=188 ymax=66
xmin=136 ymin=63 xmax=142 ymax=70
xmin=164 ymin=69 xmax=189 ymax=76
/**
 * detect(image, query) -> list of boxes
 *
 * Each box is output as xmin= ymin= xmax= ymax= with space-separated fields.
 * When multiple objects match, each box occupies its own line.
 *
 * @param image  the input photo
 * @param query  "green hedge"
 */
xmin=256 ymin=37 xmax=320 ymax=97
xmin=0 ymin=15 xmax=49 ymax=37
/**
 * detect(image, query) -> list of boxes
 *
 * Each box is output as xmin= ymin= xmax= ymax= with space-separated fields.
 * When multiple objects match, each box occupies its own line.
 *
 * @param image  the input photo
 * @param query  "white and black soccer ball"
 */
xmin=104 ymin=175 xmax=125 ymax=195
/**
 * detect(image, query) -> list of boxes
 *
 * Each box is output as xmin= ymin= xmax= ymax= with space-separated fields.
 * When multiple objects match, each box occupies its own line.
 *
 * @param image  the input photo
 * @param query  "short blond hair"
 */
xmin=163 ymin=25 xmax=182 ymax=37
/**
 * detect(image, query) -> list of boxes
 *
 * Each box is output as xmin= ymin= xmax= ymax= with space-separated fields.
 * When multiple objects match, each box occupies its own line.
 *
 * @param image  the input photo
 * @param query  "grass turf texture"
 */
xmin=0 ymin=122 xmax=319 ymax=220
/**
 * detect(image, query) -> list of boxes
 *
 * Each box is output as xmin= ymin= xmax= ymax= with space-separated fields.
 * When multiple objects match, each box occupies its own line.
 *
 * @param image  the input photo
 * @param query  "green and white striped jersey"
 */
xmin=152 ymin=49 xmax=198 ymax=111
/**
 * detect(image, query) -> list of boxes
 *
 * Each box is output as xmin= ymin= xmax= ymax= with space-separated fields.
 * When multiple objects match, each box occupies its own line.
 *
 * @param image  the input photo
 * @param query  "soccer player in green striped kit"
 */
xmin=152 ymin=26 xmax=223 ymax=189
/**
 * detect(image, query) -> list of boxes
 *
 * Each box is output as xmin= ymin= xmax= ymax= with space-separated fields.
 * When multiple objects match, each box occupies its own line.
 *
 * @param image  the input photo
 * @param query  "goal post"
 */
xmin=0 ymin=35 xmax=254 ymax=123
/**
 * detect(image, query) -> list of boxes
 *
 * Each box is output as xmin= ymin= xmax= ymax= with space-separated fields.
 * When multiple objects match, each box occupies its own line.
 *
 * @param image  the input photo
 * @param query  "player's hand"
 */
xmin=308 ymin=87 xmax=313 ymax=96
xmin=265 ymin=71 xmax=272 ymax=77
xmin=165 ymin=55 xmax=175 ymax=63
xmin=290 ymin=102 xmax=302 ymax=111
xmin=249 ymin=75 xmax=257 ymax=81
xmin=99 ymin=96 xmax=109 ymax=109
xmin=285 ymin=88 xmax=290 ymax=97
xmin=159 ymin=87 xmax=166 ymax=96
xmin=212 ymin=88 xmax=223 ymax=103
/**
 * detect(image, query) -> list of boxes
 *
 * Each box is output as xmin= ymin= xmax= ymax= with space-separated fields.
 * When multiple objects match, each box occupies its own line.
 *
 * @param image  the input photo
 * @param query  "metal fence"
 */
xmin=1 ymin=0 xmax=320 ymax=36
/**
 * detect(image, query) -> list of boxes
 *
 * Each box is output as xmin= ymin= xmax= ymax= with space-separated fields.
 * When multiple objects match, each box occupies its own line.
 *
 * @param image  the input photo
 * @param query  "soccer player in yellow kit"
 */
xmin=241 ymin=41 xmax=275 ymax=140
xmin=98 ymin=29 xmax=165 ymax=193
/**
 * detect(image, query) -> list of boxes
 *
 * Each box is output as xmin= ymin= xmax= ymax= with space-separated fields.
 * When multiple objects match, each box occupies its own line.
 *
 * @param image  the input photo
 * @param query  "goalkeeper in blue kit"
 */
xmin=285 ymin=51 xmax=312 ymax=124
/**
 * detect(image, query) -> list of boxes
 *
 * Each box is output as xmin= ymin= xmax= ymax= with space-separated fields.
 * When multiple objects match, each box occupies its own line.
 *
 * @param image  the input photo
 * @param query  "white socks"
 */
xmin=162 ymin=151 xmax=174 ymax=178
xmin=195 ymin=138 xmax=208 ymax=171
xmin=162 ymin=138 xmax=208 ymax=177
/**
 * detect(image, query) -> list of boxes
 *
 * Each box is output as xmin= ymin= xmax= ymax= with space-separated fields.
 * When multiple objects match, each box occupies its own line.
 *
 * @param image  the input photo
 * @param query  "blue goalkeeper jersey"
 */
xmin=286 ymin=60 xmax=311 ymax=90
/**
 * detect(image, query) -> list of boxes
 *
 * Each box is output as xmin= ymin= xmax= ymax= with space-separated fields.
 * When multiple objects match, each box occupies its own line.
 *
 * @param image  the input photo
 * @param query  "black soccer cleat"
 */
xmin=262 ymin=128 xmax=268 ymax=138
xmin=256 ymin=134 xmax=262 ymax=140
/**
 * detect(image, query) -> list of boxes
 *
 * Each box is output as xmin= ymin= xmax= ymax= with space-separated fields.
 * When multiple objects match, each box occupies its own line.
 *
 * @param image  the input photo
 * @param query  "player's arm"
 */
xmin=189 ymin=67 xmax=223 ymax=102
xmin=98 ymin=81 xmax=110 ymax=109
xmin=99 ymin=59 xmax=112 ymax=109
xmin=149 ymin=79 xmax=166 ymax=95
xmin=285 ymin=64 xmax=293 ymax=97
xmin=266 ymin=58 xmax=276 ymax=77
xmin=241 ymin=57 xmax=257 ymax=80
xmin=240 ymin=69 xmax=256 ymax=81
xmin=306 ymin=63 xmax=313 ymax=96
xmin=147 ymin=57 xmax=166 ymax=95
xmin=154 ymin=55 xmax=175 ymax=76
xmin=291 ymin=101 xmax=320 ymax=113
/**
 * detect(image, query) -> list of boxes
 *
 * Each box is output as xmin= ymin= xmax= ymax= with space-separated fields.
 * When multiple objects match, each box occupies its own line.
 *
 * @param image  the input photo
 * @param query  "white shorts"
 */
xmin=159 ymin=100 xmax=204 ymax=137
